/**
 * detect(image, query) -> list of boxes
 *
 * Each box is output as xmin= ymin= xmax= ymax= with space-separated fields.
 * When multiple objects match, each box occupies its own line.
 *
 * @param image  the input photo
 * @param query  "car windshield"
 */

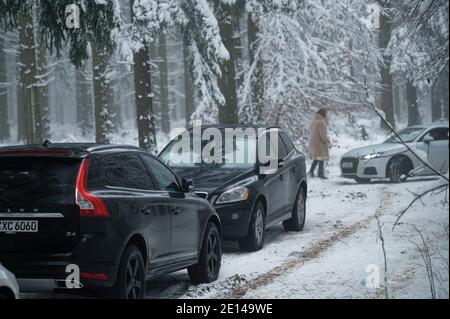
xmin=384 ymin=127 xmax=426 ymax=143
xmin=160 ymin=134 xmax=257 ymax=169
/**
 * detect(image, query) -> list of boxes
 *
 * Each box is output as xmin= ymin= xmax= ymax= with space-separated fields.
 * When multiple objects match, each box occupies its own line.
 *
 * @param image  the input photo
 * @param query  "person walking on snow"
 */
xmin=308 ymin=108 xmax=331 ymax=179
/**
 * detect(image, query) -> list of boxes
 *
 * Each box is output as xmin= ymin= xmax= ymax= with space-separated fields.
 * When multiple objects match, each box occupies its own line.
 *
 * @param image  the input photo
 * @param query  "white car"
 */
xmin=0 ymin=263 xmax=20 ymax=299
xmin=341 ymin=122 xmax=449 ymax=183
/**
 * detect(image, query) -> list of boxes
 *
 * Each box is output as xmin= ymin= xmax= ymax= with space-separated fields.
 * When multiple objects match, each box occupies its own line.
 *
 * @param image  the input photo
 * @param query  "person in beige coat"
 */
xmin=308 ymin=108 xmax=331 ymax=179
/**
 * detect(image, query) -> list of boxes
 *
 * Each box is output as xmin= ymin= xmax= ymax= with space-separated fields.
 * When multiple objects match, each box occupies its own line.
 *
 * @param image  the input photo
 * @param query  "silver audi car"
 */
xmin=341 ymin=121 xmax=449 ymax=183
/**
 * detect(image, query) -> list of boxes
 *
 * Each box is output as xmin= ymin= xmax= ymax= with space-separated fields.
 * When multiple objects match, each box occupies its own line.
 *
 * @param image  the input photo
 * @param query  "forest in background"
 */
xmin=0 ymin=0 xmax=448 ymax=152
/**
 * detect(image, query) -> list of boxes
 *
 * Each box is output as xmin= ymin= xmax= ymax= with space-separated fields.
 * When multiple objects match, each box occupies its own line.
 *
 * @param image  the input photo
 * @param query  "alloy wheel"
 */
xmin=255 ymin=208 xmax=264 ymax=245
xmin=207 ymin=232 xmax=221 ymax=277
xmin=297 ymin=191 xmax=305 ymax=226
xmin=126 ymin=254 xmax=143 ymax=299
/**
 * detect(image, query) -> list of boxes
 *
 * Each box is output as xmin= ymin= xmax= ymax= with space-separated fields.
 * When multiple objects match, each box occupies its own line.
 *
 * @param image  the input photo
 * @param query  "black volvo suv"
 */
xmin=159 ymin=125 xmax=307 ymax=252
xmin=0 ymin=144 xmax=222 ymax=299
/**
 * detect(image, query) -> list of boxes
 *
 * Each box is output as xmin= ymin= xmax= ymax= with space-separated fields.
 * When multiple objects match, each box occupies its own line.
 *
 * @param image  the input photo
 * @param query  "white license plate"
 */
xmin=0 ymin=220 xmax=39 ymax=234
xmin=342 ymin=162 xmax=354 ymax=168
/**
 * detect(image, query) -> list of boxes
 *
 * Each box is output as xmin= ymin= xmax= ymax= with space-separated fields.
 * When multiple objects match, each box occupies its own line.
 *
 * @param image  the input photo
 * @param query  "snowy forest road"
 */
xmin=20 ymin=173 xmax=448 ymax=299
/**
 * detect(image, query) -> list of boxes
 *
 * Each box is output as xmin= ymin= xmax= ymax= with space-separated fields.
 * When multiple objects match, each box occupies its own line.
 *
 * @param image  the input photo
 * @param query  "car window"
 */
xmin=280 ymin=132 xmax=294 ymax=154
xmin=95 ymin=154 xmax=155 ymax=190
xmin=101 ymin=155 xmax=128 ymax=188
xmin=424 ymin=128 xmax=449 ymax=141
xmin=121 ymin=154 xmax=156 ymax=190
xmin=277 ymin=134 xmax=288 ymax=159
xmin=0 ymin=157 xmax=80 ymax=205
xmin=141 ymin=155 xmax=181 ymax=192
xmin=384 ymin=127 xmax=426 ymax=143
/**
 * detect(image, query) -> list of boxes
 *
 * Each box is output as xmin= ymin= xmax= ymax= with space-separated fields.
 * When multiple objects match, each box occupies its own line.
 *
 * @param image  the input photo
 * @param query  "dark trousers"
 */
xmin=310 ymin=160 xmax=324 ymax=176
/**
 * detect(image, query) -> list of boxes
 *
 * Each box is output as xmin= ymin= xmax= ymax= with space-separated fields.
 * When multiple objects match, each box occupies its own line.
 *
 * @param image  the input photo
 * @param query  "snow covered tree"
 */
xmin=389 ymin=0 xmax=449 ymax=123
xmin=181 ymin=0 xmax=229 ymax=123
xmin=391 ymin=0 xmax=449 ymax=82
xmin=240 ymin=0 xmax=381 ymax=143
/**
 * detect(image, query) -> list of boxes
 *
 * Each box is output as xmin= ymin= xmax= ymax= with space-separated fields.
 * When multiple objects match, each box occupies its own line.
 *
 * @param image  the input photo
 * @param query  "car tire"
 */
xmin=355 ymin=177 xmax=371 ymax=184
xmin=283 ymin=187 xmax=306 ymax=232
xmin=238 ymin=201 xmax=266 ymax=252
xmin=0 ymin=288 xmax=15 ymax=299
xmin=108 ymin=244 xmax=145 ymax=299
xmin=188 ymin=222 xmax=222 ymax=284
xmin=388 ymin=158 xmax=402 ymax=183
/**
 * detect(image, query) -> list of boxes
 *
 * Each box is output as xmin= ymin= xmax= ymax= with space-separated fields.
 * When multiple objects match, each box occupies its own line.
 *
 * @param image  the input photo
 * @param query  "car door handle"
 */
xmin=141 ymin=207 xmax=153 ymax=216
xmin=171 ymin=208 xmax=181 ymax=215
xmin=279 ymin=174 xmax=284 ymax=181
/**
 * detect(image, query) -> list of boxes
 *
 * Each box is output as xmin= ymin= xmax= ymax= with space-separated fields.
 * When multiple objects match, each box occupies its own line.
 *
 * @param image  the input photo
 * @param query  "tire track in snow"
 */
xmin=216 ymin=188 xmax=394 ymax=299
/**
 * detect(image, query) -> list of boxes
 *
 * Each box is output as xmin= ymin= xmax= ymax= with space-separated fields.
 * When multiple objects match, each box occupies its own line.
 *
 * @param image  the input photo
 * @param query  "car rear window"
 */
xmin=0 ymin=157 xmax=81 ymax=205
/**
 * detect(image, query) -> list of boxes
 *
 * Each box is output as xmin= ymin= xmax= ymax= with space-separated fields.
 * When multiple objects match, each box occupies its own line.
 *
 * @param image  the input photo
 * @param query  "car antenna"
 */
xmin=42 ymin=139 xmax=52 ymax=148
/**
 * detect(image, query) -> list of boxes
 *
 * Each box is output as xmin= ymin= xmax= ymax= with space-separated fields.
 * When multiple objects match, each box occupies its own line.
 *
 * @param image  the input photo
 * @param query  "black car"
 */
xmin=159 ymin=125 xmax=307 ymax=252
xmin=0 ymin=143 xmax=222 ymax=299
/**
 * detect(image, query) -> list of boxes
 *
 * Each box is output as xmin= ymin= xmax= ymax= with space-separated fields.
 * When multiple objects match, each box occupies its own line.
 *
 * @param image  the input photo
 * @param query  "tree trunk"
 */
xmin=0 ymin=37 xmax=10 ymax=142
xmin=406 ymin=80 xmax=420 ymax=126
xmin=17 ymin=11 xmax=38 ymax=144
xmin=76 ymin=67 xmax=93 ymax=136
xmin=92 ymin=47 xmax=113 ymax=144
xmin=130 ymin=1 xmax=157 ymax=152
xmin=158 ymin=32 xmax=170 ymax=134
xmin=215 ymin=0 xmax=239 ymax=124
xmin=431 ymin=66 xmax=449 ymax=121
xmin=183 ymin=42 xmax=194 ymax=127
xmin=378 ymin=3 xmax=395 ymax=130
xmin=247 ymin=12 xmax=264 ymax=123
xmin=35 ymin=45 xmax=50 ymax=142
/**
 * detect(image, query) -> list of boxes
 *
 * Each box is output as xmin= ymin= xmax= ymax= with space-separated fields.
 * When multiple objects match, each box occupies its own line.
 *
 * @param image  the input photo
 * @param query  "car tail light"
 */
xmin=75 ymin=158 xmax=110 ymax=218
xmin=80 ymin=272 xmax=109 ymax=281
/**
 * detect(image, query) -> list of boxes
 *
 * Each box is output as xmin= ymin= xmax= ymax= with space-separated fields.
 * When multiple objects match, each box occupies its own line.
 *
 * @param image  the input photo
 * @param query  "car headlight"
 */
xmin=216 ymin=187 xmax=249 ymax=204
xmin=362 ymin=152 xmax=384 ymax=160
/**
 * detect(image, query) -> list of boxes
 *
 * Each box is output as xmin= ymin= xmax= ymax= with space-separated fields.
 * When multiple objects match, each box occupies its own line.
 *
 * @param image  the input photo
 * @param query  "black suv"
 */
xmin=159 ymin=125 xmax=307 ymax=252
xmin=0 ymin=144 xmax=222 ymax=299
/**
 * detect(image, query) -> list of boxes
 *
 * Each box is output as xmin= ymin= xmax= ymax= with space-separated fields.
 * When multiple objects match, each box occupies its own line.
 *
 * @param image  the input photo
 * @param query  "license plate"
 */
xmin=0 ymin=220 xmax=38 ymax=234
xmin=342 ymin=162 xmax=354 ymax=168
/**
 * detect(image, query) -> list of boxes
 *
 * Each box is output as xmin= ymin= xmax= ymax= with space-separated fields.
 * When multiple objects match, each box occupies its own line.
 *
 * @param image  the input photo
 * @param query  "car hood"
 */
xmin=342 ymin=143 xmax=407 ymax=158
xmin=171 ymin=166 xmax=254 ymax=194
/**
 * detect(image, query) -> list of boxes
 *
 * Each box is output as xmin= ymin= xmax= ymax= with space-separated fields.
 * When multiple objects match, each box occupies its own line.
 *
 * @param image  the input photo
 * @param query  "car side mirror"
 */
xmin=423 ymin=135 xmax=434 ymax=144
xmin=182 ymin=178 xmax=195 ymax=193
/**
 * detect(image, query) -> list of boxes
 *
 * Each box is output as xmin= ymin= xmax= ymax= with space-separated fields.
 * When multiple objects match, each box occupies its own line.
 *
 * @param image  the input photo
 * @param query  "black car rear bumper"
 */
xmin=214 ymin=201 xmax=253 ymax=239
xmin=0 ymin=231 xmax=123 ymax=289
xmin=2 ymin=256 xmax=118 ymax=289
